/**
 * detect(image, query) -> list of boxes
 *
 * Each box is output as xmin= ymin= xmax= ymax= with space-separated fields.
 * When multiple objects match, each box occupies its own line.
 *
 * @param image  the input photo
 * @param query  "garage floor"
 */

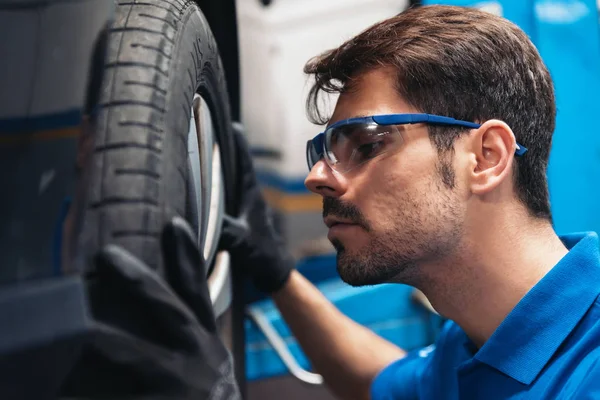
xmin=248 ymin=375 xmax=336 ymax=400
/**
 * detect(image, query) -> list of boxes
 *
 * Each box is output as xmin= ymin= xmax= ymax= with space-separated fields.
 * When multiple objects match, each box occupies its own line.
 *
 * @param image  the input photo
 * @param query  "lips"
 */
xmin=326 ymin=220 xmax=360 ymax=242
xmin=324 ymin=217 xmax=357 ymax=229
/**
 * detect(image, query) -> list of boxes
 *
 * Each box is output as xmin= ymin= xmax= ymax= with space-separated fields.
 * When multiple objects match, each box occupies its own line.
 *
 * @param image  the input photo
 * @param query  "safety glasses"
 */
xmin=306 ymin=113 xmax=528 ymax=173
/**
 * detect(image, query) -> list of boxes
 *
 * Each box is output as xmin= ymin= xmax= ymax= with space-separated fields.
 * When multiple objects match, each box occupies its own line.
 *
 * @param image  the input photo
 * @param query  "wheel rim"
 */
xmin=187 ymin=93 xmax=231 ymax=320
xmin=187 ymin=93 xmax=225 ymax=268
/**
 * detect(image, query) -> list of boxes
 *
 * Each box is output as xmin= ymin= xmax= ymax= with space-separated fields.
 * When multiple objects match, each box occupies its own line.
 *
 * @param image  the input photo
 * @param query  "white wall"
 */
xmin=236 ymin=0 xmax=409 ymax=183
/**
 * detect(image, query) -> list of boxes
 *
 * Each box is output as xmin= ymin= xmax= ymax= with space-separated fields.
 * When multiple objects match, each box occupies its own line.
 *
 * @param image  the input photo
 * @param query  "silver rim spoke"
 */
xmin=187 ymin=92 xmax=229 ymax=315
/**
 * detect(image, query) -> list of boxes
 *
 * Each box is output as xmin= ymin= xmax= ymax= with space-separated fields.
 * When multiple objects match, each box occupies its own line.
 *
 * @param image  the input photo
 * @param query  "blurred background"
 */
xmin=237 ymin=0 xmax=600 ymax=398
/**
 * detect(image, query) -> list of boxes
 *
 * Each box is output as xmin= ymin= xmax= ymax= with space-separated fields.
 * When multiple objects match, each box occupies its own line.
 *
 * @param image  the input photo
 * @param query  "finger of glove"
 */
xmin=94 ymin=245 xmax=203 ymax=349
xmin=232 ymin=127 xmax=262 ymax=207
xmin=218 ymin=214 xmax=249 ymax=252
xmin=162 ymin=217 xmax=218 ymax=334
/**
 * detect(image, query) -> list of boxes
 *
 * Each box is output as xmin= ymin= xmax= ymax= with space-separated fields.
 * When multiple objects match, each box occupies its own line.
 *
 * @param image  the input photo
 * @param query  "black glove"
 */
xmin=60 ymin=217 xmax=241 ymax=400
xmin=219 ymin=126 xmax=295 ymax=294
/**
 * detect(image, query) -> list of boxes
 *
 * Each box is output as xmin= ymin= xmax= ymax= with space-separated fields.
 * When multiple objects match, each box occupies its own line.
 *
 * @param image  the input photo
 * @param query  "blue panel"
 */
xmin=0 ymin=108 xmax=82 ymax=134
xmin=295 ymin=254 xmax=339 ymax=284
xmin=533 ymin=0 xmax=600 ymax=235
xmin=245 ymin=278 xmax=442 ymax=381
xmin=255 ymin=169 xmax=309 ymax=193
xmin=243 ymin=255 xmax=340 ymax=305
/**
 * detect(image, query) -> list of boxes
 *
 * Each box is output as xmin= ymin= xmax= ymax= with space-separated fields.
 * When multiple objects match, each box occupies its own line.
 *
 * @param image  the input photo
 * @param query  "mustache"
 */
xmin=323 ymin=197 xmax=370 ymax=231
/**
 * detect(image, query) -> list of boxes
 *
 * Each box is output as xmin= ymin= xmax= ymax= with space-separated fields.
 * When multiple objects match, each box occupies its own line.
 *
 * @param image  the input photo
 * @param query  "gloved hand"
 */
xmin=219 ymin=126 xmax=295 ymax=295
xmin=60 ymin=217 xmax=241 ymax=400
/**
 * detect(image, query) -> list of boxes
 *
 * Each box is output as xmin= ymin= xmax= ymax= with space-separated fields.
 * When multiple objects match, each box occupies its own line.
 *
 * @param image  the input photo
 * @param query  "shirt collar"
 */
xmin=473 ymin=232 xmax=600 ymax=385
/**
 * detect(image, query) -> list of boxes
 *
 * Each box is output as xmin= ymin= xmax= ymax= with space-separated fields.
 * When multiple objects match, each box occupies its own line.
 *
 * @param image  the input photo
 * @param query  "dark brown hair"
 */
xmin=304 ymin=5 xmax=556 ymax=220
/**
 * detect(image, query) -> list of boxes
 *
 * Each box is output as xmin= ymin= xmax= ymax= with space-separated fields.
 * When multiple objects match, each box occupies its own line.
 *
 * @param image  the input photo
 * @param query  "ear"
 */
xmin=469 ymin=119 xmax=517 ymax=195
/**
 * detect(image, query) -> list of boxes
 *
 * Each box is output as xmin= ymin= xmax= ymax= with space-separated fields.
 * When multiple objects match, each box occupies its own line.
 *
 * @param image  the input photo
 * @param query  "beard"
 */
xmin=324 ymin=176 xmax=463 ymax=287
xmin=331 ymin=235 xmax=420 ymax=287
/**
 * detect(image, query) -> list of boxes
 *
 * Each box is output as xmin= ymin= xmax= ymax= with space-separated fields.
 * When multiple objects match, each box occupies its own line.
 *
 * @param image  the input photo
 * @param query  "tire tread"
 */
xmin=83 ymin=0 xmax=235 ymax=275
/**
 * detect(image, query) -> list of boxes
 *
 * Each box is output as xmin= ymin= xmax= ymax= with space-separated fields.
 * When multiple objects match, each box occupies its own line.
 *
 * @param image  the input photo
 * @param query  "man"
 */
xmin=221 ymin=4 xmax=600 ymax=400
xmin=67 ymin=4 xmax=600 ymax=400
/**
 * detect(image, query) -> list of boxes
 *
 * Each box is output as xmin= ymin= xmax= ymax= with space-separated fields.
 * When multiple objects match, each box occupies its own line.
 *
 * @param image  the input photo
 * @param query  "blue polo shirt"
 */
xmin=371 ymin=232 xmax=600 ymax=399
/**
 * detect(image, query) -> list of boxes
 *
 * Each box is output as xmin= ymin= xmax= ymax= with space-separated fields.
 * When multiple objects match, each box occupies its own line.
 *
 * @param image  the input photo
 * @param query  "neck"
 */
xmin=416 ymin=211 xmax=568 ymax=349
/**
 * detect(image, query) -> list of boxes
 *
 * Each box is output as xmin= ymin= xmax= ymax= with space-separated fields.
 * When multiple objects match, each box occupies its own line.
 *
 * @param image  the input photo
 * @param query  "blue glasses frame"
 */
xmin=306 ymin=113 xmax=528 ymax=171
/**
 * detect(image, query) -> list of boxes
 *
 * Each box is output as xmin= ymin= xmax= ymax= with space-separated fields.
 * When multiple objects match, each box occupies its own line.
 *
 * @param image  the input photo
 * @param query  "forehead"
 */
xmin=328 ymin=67 xmax=417 ymax=127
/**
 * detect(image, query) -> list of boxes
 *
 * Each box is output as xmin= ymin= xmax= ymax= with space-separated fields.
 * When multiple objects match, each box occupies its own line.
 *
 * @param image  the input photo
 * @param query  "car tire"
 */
xmin=81 ymin=0 xmax=237 ymax=276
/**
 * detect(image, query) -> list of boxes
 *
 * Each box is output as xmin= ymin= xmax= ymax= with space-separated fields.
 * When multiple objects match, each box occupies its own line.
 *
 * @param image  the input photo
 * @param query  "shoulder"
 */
xmin=564 ymin=350 xmax=600 ymax=398
xmin=554 ymin=299 xmax=600 ymax=397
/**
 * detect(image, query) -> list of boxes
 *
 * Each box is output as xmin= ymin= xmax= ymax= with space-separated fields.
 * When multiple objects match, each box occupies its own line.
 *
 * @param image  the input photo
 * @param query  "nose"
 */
xmin=304 ymin=159 xmax=346 ymax=198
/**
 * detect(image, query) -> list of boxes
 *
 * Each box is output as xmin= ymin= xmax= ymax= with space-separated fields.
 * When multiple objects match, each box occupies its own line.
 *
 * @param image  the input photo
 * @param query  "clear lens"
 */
xmin=306 ymin=139 xmax=321 ymax=171
xmin=324 ymin=123 xmax=403 ymax=173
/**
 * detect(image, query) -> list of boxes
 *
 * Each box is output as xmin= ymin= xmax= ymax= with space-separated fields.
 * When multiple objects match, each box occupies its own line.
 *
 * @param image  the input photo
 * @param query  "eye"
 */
xmin=356 ymin=141 xmax=384 ymax=159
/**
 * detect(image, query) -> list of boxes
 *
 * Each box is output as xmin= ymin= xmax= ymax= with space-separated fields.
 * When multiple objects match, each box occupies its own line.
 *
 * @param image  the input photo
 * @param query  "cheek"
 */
xmin=378 ymin=143 xmax=438 ymax=189
xmin=354 ymin=160 xmax=428 ymax=229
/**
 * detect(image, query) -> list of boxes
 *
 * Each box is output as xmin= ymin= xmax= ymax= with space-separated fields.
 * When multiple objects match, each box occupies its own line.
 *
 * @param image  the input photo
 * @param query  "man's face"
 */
xmin=305 ymin=68 xmax=467 ymax=287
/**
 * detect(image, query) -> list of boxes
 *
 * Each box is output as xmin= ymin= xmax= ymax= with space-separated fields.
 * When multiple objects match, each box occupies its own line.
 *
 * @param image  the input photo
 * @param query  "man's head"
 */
xmin=303 ymin=5 xmax=556 ymax=287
